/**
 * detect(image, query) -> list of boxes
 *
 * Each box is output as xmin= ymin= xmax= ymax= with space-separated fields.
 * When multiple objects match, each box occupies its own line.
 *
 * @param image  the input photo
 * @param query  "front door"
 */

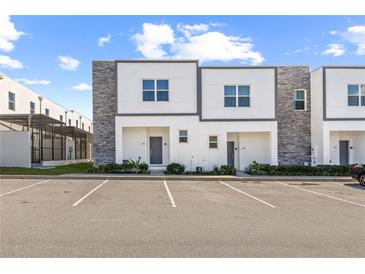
xmin=150 ymin=137 xmax=163 ymax=165
xmin=339 ymin=140 xmax=349 ymax=165
xmin=227 ymin=141 xmax=235 ymax=167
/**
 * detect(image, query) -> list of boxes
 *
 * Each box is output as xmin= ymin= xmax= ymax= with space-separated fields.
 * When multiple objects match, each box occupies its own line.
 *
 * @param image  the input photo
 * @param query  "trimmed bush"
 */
xmin=165 ymin=163 xmax=185 ymax=175
xmin=246 ymin=161 xmax=351 ymax=176
xmin=89 ymin=158 xmax=149 ymax=174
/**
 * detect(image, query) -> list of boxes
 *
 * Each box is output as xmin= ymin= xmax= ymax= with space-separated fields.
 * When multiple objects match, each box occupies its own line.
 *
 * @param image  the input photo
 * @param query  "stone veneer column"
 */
xmin=277 ymin=66 xmax=311 ymax=165
xmin=92 ymin=61 xmax=117 ymax=165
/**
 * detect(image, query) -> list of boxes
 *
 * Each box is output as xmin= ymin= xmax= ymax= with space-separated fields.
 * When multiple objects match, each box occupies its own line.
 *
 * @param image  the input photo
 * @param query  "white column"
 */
xmin=115 ymin=118 xmax=123 ymax=164
xmin=270 ymin=127 xmax=278 ymax=166
xmin=323 ymin=129 xmax=331 ymax=165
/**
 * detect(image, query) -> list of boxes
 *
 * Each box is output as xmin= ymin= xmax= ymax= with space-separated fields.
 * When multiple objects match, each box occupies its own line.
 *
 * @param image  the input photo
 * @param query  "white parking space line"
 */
xmin=72 ymin=180 xmax=109 ymax=207
xmin=276 ymin=182 xmax=365 ymax=208
xmin=0 ymin=179 xmax=52 ymax=197
xmin=163 ymin=180 xmax=176 ymax=208
xmin=219 ymin=181 xmax=276 ymax=208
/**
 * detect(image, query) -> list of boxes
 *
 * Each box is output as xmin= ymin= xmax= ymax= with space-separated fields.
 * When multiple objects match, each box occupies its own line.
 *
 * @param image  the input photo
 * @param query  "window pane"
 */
xmin=295 ymin=100 xmax=305 ymax=110
xmin=143 ymin=90 xmax=155 ymax=101
xmin=348 ymin=85 xmax=359 ymax=95
xmin=209 ymin=136 xmax=217 ymax=142
xmin=157 ymin=90 xmax=168 ymax=101
xmin=179 ymin=137 xmax=188 ymax=143
xmin=348 ymin=96 xmax=359 ymax=106
xmin=179 ymin=130 xmax=187 ymax=137
xmin=209 ymin=143 xmax=218 ymax=149
xmin=361 ymin=84 xmax=365 ymax=95
xmin=361 ymin=96 xmax=365 ymax=106
xmin=238 ymin=97 xmax=250 ymax=107
xmin=45 ymin=109 xmax=49 ymax=116
xmin=143 ymin=80 xmax=154 ymax=90
xmin=295 ymin=90 xmax=305 ymax=100
xmin=8 ymin=91 xmax=15 ymax=101
xmin=224 ymin=86 xmax=236 ymax=96
xmin=157 ymin=80 xmax=168 ymax=90
xmin=8 ymin=101 xmax=14 ymax=110
xmin=224 ymin=97 xmax=236 ymax=107
xmin=238 ymin=86 xmax=250 ymax=96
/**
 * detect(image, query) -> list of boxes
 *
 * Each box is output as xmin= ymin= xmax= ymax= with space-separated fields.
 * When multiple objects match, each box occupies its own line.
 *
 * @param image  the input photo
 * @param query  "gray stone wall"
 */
xmin=92 ymin=61 xmax=117 ymax=165
xmin=277 ymin=66 xmax=311 ymax=165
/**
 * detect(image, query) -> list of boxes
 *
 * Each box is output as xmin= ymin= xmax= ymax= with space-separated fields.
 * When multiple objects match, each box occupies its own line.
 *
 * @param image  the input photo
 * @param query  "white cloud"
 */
xmin=97 ymin=34 xmax=111 ymax=47
xmin=284 ymin=46 xmax=310 ymax=55
xmin=58 ymin=56 xmax=80 ymax=71
xmin=132 ymin=23 xmax=264 ymax=65
xmin=321 ymin=43 xmax=345 ymax=57
xmin=342 ymin=25 xmax=365 ymax=55
xmin=177 ymin=23 xmax=209 ymax=37
xmin=0 ymin=55 xmax=24 ymax=69
xmin=132 ymin=23 xmax=175 ymax=58
xmin=16 ymin=78 xmax=50 ymax=85
xmin=72 ymin=83 xmax=91 ymax=91
xmin=329 ymin=30 xmax=338 ymax=36
xmin=0 ymin=15 xmax=24 ymax=52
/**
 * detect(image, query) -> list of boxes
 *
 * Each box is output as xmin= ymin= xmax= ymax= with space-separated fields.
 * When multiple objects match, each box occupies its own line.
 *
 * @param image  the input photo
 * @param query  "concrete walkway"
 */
xmin=0 ymin=173 xmax=354 ymax=182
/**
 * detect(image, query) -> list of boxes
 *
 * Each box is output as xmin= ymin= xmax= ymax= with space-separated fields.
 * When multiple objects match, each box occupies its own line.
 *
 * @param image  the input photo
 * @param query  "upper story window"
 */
xmin=88 ymin=126 xmax=91 ymax=132
xmin=143 ymin=79 xmax=169 ymax=102
xmin=68 ymin=119 xmax=71 ymax=126
xmin=179 ymin=130 xmax=188 ymax=143
xmin=8 ymin=91 xmax=15 ymax=111
xmin=348 ymin=84 xmax=365 ymax=106
xmin=30 ymin=101 xmax=35 ymax=114
xmin=59 ymin=115 xmax=63 ymax=122
xmin=209 ymin=136 xmax=218 ymax=149
xmin=76 ymin=120 xmax=78 ymax=128
xmin=45 ymin=108 xmax=50 ymax=116
xmin=224 ymin=85 xmax=250 ymax=107
xmin=294 ymin=89 xmax=306 ymax=111
xmin=82 ymin=123 xmax=84 ymax=130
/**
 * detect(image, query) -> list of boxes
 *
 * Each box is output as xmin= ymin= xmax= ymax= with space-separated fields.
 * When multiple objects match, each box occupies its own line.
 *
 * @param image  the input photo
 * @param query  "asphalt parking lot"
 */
xmin=0 ymin=178 xmax=364 ymax=257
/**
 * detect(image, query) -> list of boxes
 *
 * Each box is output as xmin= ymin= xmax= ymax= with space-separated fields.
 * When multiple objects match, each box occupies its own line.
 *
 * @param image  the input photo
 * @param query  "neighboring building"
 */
xmin=93 ymin=60 xmax=311 ymax=170
xmin=311 ymin=66 xmax=365 ymax=166
xmin=0 ymin=72 xmax=93 ymax=167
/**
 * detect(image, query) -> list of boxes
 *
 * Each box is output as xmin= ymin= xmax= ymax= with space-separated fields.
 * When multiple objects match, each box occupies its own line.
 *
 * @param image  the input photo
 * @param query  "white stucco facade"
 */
xmin=115 ymin=61 xmax=278 ymax=170
xmin=0 ymin=73 xmax=92 ymax=132
xmin=311 ymin=67 xmax=365 ymax=165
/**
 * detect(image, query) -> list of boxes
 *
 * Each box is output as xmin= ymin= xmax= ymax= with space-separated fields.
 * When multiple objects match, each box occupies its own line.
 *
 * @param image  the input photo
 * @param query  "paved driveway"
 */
xmin=0 ymin=178 xmax=364 ymax=257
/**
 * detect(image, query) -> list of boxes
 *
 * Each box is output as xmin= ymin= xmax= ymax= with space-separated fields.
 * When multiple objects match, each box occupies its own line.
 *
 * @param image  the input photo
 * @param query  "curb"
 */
xmin=0 ymin=174 xmax=355 ymax=182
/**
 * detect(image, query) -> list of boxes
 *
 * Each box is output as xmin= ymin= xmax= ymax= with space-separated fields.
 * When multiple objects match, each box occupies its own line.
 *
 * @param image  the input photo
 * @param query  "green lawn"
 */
xmin=0 ymin=162 xmax=93 ymax=175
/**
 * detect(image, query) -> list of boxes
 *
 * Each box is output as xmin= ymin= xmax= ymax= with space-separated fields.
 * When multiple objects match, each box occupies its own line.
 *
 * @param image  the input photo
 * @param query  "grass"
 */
xmin=0 ymin=162 xmax=93 ymax=175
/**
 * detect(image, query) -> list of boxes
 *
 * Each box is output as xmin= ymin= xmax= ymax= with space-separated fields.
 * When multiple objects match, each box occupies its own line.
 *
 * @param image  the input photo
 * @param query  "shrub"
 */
xmin=246 ymin=161 xmax=351 ymax=176
xmin=165 ymin=163 xmax=185 ymax=175
xmin=89 ymin=159 xmax=149 ymax=174
xmin=212 ymin=165 xmax=237 ymax=175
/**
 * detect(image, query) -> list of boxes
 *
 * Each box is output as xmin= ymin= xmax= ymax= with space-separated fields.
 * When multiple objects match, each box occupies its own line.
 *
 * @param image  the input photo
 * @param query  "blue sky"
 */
xmin=1 ymin=16 xmax=365 ymax=118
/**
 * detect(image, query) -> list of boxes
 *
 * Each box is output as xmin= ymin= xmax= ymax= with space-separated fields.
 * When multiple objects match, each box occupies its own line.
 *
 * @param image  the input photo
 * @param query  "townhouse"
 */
xmin=311 ymin=66 xmax=365 ymax=166
xmin=0 ymin=73 xmax=93 ymax=167
xmin=93 ymin=60 xmax=312 ymax=170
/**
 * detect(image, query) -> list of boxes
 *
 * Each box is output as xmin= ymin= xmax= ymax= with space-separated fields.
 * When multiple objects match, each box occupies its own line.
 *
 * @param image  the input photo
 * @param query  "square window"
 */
xmin=295 ymin=90 xmax=305 ymax=100
xmin=224 ymin=97 xmax=236 ymax=107
xmin=295 ymin=100 xmax=305 ymax=110
xmin=157 ymin=80 xmax=168 ymax=90
xmin=238 ymin=86 xmax=250 ymax=96
xmin=143 ymin=90 xmax=155 ymax=101
xmin=157 ymin=90 xmax=168 ymax=101
xmin=348 ymin=96 xmax=359 ymax=106
xmin=348 ymin=85 xmax=359 ymax=95
xmin=224 ymin=86 xmax=236 ymax=96
xmin=238 ymin=97 xmax=250 ymax=107
xmin=143 ymin=80 xmax=154 ymax=90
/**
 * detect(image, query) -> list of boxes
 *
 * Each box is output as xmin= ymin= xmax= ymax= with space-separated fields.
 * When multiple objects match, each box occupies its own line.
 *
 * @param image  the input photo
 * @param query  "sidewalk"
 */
xmin=0 ymin=173 xmax=354 ymax=182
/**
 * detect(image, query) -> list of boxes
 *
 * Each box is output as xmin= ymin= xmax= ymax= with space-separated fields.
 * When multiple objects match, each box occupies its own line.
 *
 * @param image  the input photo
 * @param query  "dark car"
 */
xmin=351 ymin=164 xmax=365 ymax=186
